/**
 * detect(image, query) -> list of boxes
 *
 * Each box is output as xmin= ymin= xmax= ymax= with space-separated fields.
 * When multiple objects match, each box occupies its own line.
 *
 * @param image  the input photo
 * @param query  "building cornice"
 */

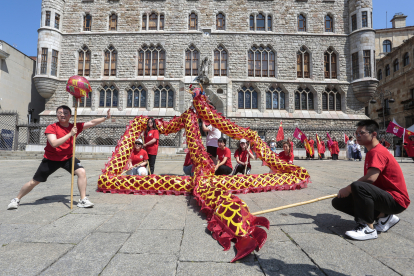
xmin=0 ymin=49 xmax=10 ymax=60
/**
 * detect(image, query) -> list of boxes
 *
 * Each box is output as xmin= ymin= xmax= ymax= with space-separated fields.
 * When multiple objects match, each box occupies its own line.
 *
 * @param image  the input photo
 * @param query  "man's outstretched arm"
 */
xmin=83 ymin=109 xmax=111 ymax=130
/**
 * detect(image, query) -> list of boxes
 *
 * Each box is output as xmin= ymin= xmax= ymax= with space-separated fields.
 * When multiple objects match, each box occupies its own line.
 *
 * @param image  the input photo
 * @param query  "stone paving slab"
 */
xmin=0 ymin=242 xmax=74 ymax=276
xmin=0 ymin=159 xmax=413 ymax=275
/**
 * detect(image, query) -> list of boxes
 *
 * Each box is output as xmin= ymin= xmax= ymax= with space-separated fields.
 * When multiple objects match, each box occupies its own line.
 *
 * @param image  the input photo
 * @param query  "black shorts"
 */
xmin=207 ymin=146 xmax=218 ymax=158
xmin=33 ymin=157 xmax=84 ymax=182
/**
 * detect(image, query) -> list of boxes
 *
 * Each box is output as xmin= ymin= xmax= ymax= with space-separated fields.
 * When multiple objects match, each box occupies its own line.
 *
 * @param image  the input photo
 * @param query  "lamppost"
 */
xmin=369 ymin=90 xmax=395 ymax=130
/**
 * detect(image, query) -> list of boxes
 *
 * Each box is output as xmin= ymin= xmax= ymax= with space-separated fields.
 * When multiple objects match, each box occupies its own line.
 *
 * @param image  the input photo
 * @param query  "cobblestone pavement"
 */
xmin=1 ymin=158 xmax=413 ymax=276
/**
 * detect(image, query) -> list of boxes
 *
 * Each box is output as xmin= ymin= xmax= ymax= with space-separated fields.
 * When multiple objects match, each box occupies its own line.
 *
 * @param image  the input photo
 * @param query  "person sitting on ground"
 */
xmin=7 ymin=105 xmax=111 ymax=210
xmin=127 ymin=139 xmax=148 ymax=176
xmin=183 ymin=150 xmax=194 ymax=177
xmin=233 ymin=139 xmax=255 ymax=175
xmin=278 ymin=141 xmax=294 ymax=164
xmin=332 ymin=120 xmax=410 ymax=240
xmin=215 ymin=138 xmax=233 ymax=175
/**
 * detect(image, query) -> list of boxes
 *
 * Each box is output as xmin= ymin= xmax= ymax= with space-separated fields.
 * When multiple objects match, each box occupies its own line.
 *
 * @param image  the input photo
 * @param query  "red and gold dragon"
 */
xmin=97 ymin=85 xmax=310 ymax=262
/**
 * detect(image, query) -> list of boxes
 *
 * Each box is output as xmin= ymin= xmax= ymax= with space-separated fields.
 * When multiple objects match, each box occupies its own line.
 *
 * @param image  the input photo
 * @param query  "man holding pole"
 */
xmin=7 ymin=105 xmax=111 ymax=210
xmin=332 ymin=120 xmax=410 ymax=240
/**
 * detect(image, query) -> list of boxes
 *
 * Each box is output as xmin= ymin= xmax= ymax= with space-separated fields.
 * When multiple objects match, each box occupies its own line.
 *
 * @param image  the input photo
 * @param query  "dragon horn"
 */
xmin=199 ymin=83 xmax=203 ymax=92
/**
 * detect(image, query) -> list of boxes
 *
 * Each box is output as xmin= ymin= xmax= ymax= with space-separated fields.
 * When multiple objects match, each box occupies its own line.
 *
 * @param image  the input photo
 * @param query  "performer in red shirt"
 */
xmin=306 ymin=136 xmax=315 ymax=159
xmin=278 ymin=141 xmax=294 ymax=164
xmin=127 ymin=139 xmax=148 ymax=176
xmin=329 ymin=137 xmax=340 ymax=160
xmin=319 ymin=139 xmax=326 ymax=160
xmin=144 ymin=117 xmax=159 ymax=174
xmin=332 ymin=120 xmax=410 ymax=240
xmin=403 ymin=135 xmax=414 ymax=161
xmin=7 ymin=105 xmax=110 ymax=210
xmin=215 ymin=138 xmax=233 ymax=175
xmin=232 ymin=138 xmax=255 ymax=175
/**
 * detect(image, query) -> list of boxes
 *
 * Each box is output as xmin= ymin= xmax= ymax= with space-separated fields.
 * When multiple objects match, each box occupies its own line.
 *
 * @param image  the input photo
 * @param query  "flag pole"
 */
xmin=70 ymin=100 xmax=78 ymax=209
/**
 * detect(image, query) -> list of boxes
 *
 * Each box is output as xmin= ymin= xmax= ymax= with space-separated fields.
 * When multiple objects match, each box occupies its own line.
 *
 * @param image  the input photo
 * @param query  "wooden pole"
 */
xmin=121 ymin=161 xmax=145 ymax=175
xmin=251 ymin=194 xmax=337 ymax=216
xmin=70 ymin=101 xmax=78 ymax=209
xmin=244 ymin=148 xmax=249 ymax=175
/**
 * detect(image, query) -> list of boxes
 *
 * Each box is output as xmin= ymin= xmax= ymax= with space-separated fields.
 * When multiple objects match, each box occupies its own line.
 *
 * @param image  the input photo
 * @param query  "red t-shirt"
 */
xmin=184 ymin=152 xmax=193 ymax=166
xmin=309 ymin=140 xmax=315 ymax=148
xmin=217 ymin=147 xmax=232 ymax=169
xmin=330 ymin=141 xmax=340 ymax=154
xmin=364 ymin=144 xmax=410 ymax=209
xmin=43 ymin=122 xmax=84 ymax=161
xmin=234 ymin=149 xmax=253 ymax=168
xmin=145 ymin=129 xmax=159 ymax=155
xmin=278 ymin=151 xmax=294 ymax=163
xmin=130 ymin=148 xmax=148 ymax=166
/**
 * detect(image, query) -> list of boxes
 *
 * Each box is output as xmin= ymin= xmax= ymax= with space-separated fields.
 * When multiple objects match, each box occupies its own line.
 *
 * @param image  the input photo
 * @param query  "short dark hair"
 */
xmin=56 ymin=105 xmax=72 ymax=115
xmin=218 ymin=137 xmax=226 ymax=144
xmin=356 ymin=120 xmax=379 ymax=134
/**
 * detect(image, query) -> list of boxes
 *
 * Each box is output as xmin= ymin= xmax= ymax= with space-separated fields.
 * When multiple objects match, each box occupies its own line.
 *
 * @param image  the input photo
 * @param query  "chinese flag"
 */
xmin=404 ymin=130 xmax=414 ymax=157
xmin=344 ymin=134 xmax=349 ymax=144
xmin=276 ymin=122 xmax=284 ymax=141
xmin=316 ymin=134 xmax=323 ymax=158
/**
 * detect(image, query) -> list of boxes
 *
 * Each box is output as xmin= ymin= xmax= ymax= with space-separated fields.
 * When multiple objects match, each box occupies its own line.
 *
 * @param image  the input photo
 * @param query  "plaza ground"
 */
xmin=0 ymin=158 xmax=413 ymax=275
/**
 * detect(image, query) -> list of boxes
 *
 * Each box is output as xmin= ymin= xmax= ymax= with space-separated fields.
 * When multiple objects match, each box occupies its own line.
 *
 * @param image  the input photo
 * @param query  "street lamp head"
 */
xmin=370 ymin=99 xmax=377 ymax=104
xmin=389 ymin=98 xmax=395 ymax=103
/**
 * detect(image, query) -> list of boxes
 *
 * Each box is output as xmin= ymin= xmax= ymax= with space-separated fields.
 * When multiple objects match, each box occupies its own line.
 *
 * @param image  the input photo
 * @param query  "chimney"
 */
xmin=391 ymin=13 xmax=407 ymax=28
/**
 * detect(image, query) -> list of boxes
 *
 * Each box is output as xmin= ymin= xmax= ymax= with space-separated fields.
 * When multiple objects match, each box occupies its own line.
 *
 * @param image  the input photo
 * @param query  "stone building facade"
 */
xmin=34 ymin=0 xmax=378 ymax=130
xmin=372 ymin=35 xmax=414 ymax=129
xmin=375 ymin=13 xmax=414 ymax=60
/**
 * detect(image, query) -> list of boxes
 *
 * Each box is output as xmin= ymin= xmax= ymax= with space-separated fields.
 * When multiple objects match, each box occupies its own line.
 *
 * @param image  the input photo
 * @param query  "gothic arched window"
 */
xmin=266 ymin=87 xmax=285 ymax=110
xmin=78 ymin=45 xmax=91 ymax=76
xmin=138 ymin=44 xmax=166 ymax=76
xmin=324 ymin=48 xmax=337 ymax=79
xmin=238 ymin=86 xmax=258 ymax=109
xmin=154 ymin=85 xmax=174 ymax=108
xmin=325 ymin=15 xmax=333 ymax=32
xmin=216 ymin=13 xmax=225 ymax=30
xmin=248 ymin=45 xmax=275 ymax=77
xmin=322 ymin=88 xmax=341 ymax=111
xmin=127 ymin=85 xmax=147 ymax=108
xmin=99 ymin=85 xmax=118 ymax=107
xmin=298 ymin=14 xmax=306 ymax=32
xmin=84 ymin=14 xmax=92 ymax=31
xmin=214 ymin=46 xmax=227 ymax=76
xmin=189 ymin=12 xmax=198 ymax=30
xmin=294 ymin=87 xmax=313 ymax=110
xmin=109 ymin=13 xmax=117 ymax=31
xmin=185 ymin=45 xmax=199 ymax=76
xmin=104 ymin=46 xmax=117 ymax=76
xmin=297 ymin=47 xmax=310 ymax=78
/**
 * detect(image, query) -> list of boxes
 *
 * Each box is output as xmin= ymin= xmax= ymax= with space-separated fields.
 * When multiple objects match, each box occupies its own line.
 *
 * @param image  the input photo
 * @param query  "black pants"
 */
xmin=306 ymin=152 xmax=314 ymax=158
xmin=319 ymin=153 xmax=325 ymax=160
xmin=215 ymin=165 xmax=232 ymax=175
xmin=232 ymin=164 xmax=251 ymax=175
xmin=332 ymin=154 xmax=338 ymax=160
xmin=332 ymin=181 xmax=405 ymax=224
xmin=148 ymin=154 xmax=157 ymax=174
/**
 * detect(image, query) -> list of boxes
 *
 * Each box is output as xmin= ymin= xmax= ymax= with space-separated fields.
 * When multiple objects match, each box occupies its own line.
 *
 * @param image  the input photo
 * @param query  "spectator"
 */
xmin=215 ymin=138 xmax=233 ymax=175
xmin=233 ymin=139 xmax=255 ymax=175
xmin=144 ymin=117 xmax=159 ymax=174
xmin=127 ymin=139 xmax=148 ymax=176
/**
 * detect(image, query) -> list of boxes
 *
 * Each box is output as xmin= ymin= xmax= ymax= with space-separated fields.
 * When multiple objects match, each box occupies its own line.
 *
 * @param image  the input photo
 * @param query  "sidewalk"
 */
xmin=0 ymin=159 xmax=413 ymax=275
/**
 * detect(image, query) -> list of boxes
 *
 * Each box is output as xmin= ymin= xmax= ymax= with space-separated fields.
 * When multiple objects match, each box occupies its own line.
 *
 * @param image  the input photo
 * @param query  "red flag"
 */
xmin=386 ymin=121 xmax=405 ymax=138
xmin=316 ymin=134 xmax=323 ymax=158
xmin=326 ymin=133 xmax=333 ymax=147
xmin=276 ymin=122 xmax=284 ymax=141
xmin=294 ymin=128 xmax=313 ymax=155
xmin=344 ymin=134 xmax=349 ymax=144
xmin=404 ymin=129 xmax=414 ymax=157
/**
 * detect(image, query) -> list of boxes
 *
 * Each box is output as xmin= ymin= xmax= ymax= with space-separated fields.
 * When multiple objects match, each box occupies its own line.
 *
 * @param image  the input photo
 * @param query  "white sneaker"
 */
xmin=345 ymin=223 xmax=377 ymax=240
xmin=374 ymin=214 xmax=400 ymax=232
xmin=77 ymin=197 xmax=94 ymax=208
xmin=7 ymin=198 xmax=20 ymax=210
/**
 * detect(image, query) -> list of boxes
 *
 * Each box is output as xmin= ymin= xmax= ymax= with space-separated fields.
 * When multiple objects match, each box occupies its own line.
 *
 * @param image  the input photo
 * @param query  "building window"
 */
xmin=267 ymin=15 xmax=272 ymax=31
xmin=383 ymin=40 xmax=392 ymax=53
xmin=189 ymin=12 xmax=198 ymax=30
xmin=141 ymin=13 xmax=165 ymax=31
xmin=55 ymin=13 xmax=60 ymax=29
xmin=78 ymin=46 xmax=91 ymax=76
xmin=362 ymin=11 xmax=368 ymax=27
xmin=325 ymin=15 xmax=333 ymax=32
xmin=84 ymin=14 xmax=92 ymax=31
xmin=185 ymin=45 xmax=199 ymax=76
xmin=394 ymin=59 xmax=399 ymax=72
xmin=73 ymin=92 xmax=92 ymax=108
xmin=266 ymin=86 xmax=285 ymax=110
xmin=351 ymin=14 xmax=357 ymax=31
xmin=250 ymin=15 xmax=254 ymax=31
xmin=363 ymin=50 xmax=371 ymax=77
xmin=45 ymin=11 xmax=51 ymax=26
xmin=297 ymin=47 xmax=310 ymax=78
xmin=51 ymin=50 xmax=58 ymax=76
xmin=214 ymin=45 xmax=227 ymax=76
xmin=127 ymin=85 xmax=147 ymax=108
xmin=377 ymin=69 xmax=382 ymax=80
xmin=256 ymin=13 xmax=265 ymax=31
xmin=352 ymin=52 xmax=359 ymax=80
xmin=154 ymin=85 xmax=174 ymax=108
xmin=295 ymin=87 xmax=314 ymax=110
xmin=249 ymin=14 xmax=272 ymax=31
xmin=138 ymin=44 xmax=165 ymax=76
xmin=322 ymin=88 xmax=341 ymax=111
xmin=248 ymin=45 xmax=275 ymax=77
xmin=404 ymin=52 xmax=410 ymax=66
xmin=324 ymin=48 xmax=337 ymax=79
xmin=109 ymin=14 xmax=117 ymax=31
xmin=40 ymin=48 xmax=48 ymax=74
xmin=298 ymin=14 xmax=306 ymax=32
xmin=104 ymin=46 xmax=117 ymax=76
xmin=216 ymin=13 xmax=225 ymax=30
xmin=99 ymin=85 xmax=118 ymax=107
xmin=385 ymin=64 xmax=390 ymax=76
xmin=238 ymin=86 xmax=258 ymax=109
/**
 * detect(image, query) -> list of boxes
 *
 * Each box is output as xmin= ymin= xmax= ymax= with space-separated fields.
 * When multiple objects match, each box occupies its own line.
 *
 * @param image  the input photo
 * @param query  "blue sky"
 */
xmin=0 ymin=0 xmax=413 ymax=56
